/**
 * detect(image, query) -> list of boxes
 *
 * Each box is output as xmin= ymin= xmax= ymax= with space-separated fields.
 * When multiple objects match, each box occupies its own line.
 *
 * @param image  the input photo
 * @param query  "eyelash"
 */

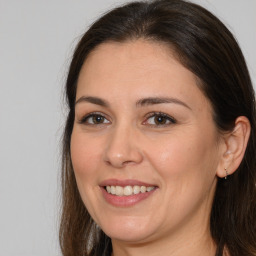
xmin=78 ymin=112 xmax=110 ymax=125
xmin=143 ymin=112 xmax=177 ymax=127
xmin=78 ymin=112 xmax=176 ymax=127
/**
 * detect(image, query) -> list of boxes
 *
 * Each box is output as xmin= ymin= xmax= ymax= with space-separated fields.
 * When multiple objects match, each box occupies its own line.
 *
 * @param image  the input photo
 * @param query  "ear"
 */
xmin=216 ymin=116 xmax=251 ymax=178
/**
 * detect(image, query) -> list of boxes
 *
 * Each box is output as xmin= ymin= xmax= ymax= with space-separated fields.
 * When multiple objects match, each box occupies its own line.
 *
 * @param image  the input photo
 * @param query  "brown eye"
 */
xmin=92 ymin=115 xmax=105 ymax=124
xmin=154 ymin=115 xmax=168 ymax=125
xmin=80 ymin=113 xmax=110 ymax=125
xmin=145 ymin=113 xmax=176 ymax=126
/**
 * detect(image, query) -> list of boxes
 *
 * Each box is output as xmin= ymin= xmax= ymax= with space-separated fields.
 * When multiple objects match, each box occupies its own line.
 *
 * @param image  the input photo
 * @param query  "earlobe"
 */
xmin=216 ymin=116 xmax=251 ymax=178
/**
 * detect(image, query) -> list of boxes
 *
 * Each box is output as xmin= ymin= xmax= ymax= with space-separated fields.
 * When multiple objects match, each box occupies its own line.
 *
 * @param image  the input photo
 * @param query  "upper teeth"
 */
xmin=106 ymin=185 xmax=155 ymax=196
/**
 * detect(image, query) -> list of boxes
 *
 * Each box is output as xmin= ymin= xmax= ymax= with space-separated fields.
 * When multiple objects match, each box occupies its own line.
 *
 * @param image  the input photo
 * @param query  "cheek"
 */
xmin=70 ymin=130 xmax=105 ymax=205
xmin=149 ymin=131 xmax=218 ymax=206
xmin=70 ymin=131 xmax=101 ymax=176
xmin=144 ymin=128 xmax=219 ymax=184
xmin=70 ymin=130 xmax=104 ymax=220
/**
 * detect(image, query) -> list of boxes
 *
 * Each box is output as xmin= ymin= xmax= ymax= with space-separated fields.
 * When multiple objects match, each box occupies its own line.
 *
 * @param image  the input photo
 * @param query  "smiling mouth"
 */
xmin=105 ymin=185 xmax=156 ymax=196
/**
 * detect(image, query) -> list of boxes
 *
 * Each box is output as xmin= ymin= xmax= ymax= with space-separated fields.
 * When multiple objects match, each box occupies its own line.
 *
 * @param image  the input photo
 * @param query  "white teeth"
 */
xmin=133 ymin=185 xmax=141 ymax=194
xmin=106 ymin=186 xmax=111 ymax=193
xmin=146 ymin=186 xmax=154 ymax=192
xmin=141 ymin=186 xmax=146 ymax=193
xmin=110 ymin=186 xmax=116 ymax=195
xmin=123 ymin=186 xmax=133 ymax=196
xmin=105 ymin=185 xmax=155 ymax=196
xmin=115 ymin=186 xmax=124 ymax=196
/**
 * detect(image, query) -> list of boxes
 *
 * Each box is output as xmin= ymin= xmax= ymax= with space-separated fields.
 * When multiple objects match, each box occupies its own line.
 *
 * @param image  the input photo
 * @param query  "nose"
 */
xmin=103 ymin=124 xmax=143 ymax=168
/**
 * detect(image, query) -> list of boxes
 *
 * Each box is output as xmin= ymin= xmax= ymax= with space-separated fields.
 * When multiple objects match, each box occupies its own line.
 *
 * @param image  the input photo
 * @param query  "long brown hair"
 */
xmin=59 ymin=1 xmax=256 ymax=255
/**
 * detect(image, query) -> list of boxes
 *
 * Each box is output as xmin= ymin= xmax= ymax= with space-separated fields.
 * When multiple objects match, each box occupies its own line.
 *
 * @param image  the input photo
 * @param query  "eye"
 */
xmin=79 ymin=113 xmax=110 ymax=125
xmin=144 ymin=112 xmax=176 ymax=126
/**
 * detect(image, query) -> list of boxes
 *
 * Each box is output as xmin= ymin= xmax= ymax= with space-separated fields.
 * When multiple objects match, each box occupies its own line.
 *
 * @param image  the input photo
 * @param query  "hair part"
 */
xmin=60 ymin=1 xmax=256 ymax=255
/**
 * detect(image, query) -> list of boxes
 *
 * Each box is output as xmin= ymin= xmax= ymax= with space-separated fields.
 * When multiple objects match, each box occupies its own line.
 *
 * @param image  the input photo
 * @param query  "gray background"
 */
xmin=0 ymin=0 xmax=255 ymax=255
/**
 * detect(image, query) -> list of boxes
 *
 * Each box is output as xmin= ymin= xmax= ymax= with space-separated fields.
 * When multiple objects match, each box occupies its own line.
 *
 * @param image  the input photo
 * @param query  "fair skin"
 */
xmin=70 ymin=40 xmax=250 ymax=256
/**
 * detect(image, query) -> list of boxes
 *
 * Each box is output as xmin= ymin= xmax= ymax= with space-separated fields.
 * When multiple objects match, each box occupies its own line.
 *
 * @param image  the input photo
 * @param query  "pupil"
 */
xmin=155 ymin=115 xmax=166 ymax=124
xmin=94 ymin=115 xmax=103 ymax=123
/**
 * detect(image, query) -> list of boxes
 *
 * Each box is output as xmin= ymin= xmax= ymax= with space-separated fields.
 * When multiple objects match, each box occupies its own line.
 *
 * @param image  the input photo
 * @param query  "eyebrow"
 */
xmin=75 ymin=96 xmax=109 ymax=107
xmin=136 ymin=97 xmax=191 ymax=109
xmin=75 ymin=96 xmax=191 ymax=110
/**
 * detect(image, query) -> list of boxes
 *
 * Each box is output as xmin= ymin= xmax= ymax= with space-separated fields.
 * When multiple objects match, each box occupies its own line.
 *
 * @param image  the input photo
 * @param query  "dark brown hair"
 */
xmin=60 ymin=1 xmax=256 ymax=255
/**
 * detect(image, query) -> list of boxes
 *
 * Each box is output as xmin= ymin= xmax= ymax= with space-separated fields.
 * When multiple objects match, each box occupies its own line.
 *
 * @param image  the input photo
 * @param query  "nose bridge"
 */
xmin=103 ymin=119 xmax=143 ymax=167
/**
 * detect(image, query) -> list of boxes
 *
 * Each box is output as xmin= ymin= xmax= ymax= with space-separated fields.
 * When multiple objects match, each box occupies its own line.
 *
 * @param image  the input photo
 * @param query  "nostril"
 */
xmin=104 ymin=159 xmax=134 ymax=167
xmin=105 ymin=161 xmax=111 ymax=166
xmin=122 ymin=160 xmax=135 ymax=166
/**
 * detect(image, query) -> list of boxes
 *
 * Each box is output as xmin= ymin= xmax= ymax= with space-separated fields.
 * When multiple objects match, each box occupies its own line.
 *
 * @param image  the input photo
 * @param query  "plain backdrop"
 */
xmin=0 ymin=0 xmax=255 ymax=255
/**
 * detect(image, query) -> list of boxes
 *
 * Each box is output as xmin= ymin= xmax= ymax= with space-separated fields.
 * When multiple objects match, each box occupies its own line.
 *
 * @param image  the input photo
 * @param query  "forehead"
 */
xmin=76 ymin=40 xmax=210 ymax=112
xmin=78 ymin=40 xmax=183 ymax=86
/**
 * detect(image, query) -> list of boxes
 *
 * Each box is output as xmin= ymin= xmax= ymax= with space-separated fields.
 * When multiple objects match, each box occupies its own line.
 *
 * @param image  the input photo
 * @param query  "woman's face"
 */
xmin=71 ymin=40 xmax=224 ymax=244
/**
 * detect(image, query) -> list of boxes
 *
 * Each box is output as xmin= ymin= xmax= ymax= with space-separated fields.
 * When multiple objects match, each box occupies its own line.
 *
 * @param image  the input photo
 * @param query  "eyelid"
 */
xmin=78 ymin=111 xmax=111 ymax=124
xmin=143 ymin=112 xmax=177 ymax=126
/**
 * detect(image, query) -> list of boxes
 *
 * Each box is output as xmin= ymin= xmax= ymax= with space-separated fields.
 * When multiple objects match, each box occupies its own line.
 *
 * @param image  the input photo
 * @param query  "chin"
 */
xmin=99 ymin=217 xmax=157 ymax=243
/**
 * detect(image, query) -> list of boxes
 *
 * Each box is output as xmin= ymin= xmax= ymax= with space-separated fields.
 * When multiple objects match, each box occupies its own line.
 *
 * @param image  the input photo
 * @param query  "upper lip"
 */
xmin=99 ymin=179 xmax=157 ymax=187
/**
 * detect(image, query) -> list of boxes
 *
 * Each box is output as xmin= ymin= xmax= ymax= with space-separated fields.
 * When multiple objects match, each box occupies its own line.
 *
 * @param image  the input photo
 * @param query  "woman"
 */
xmin=59 ymin=0 xmax=256 ymax=255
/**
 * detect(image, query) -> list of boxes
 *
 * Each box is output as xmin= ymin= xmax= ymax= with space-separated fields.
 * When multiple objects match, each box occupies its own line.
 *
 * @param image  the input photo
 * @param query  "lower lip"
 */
xmin=101 ymin=187 xmax=157 ymax=207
